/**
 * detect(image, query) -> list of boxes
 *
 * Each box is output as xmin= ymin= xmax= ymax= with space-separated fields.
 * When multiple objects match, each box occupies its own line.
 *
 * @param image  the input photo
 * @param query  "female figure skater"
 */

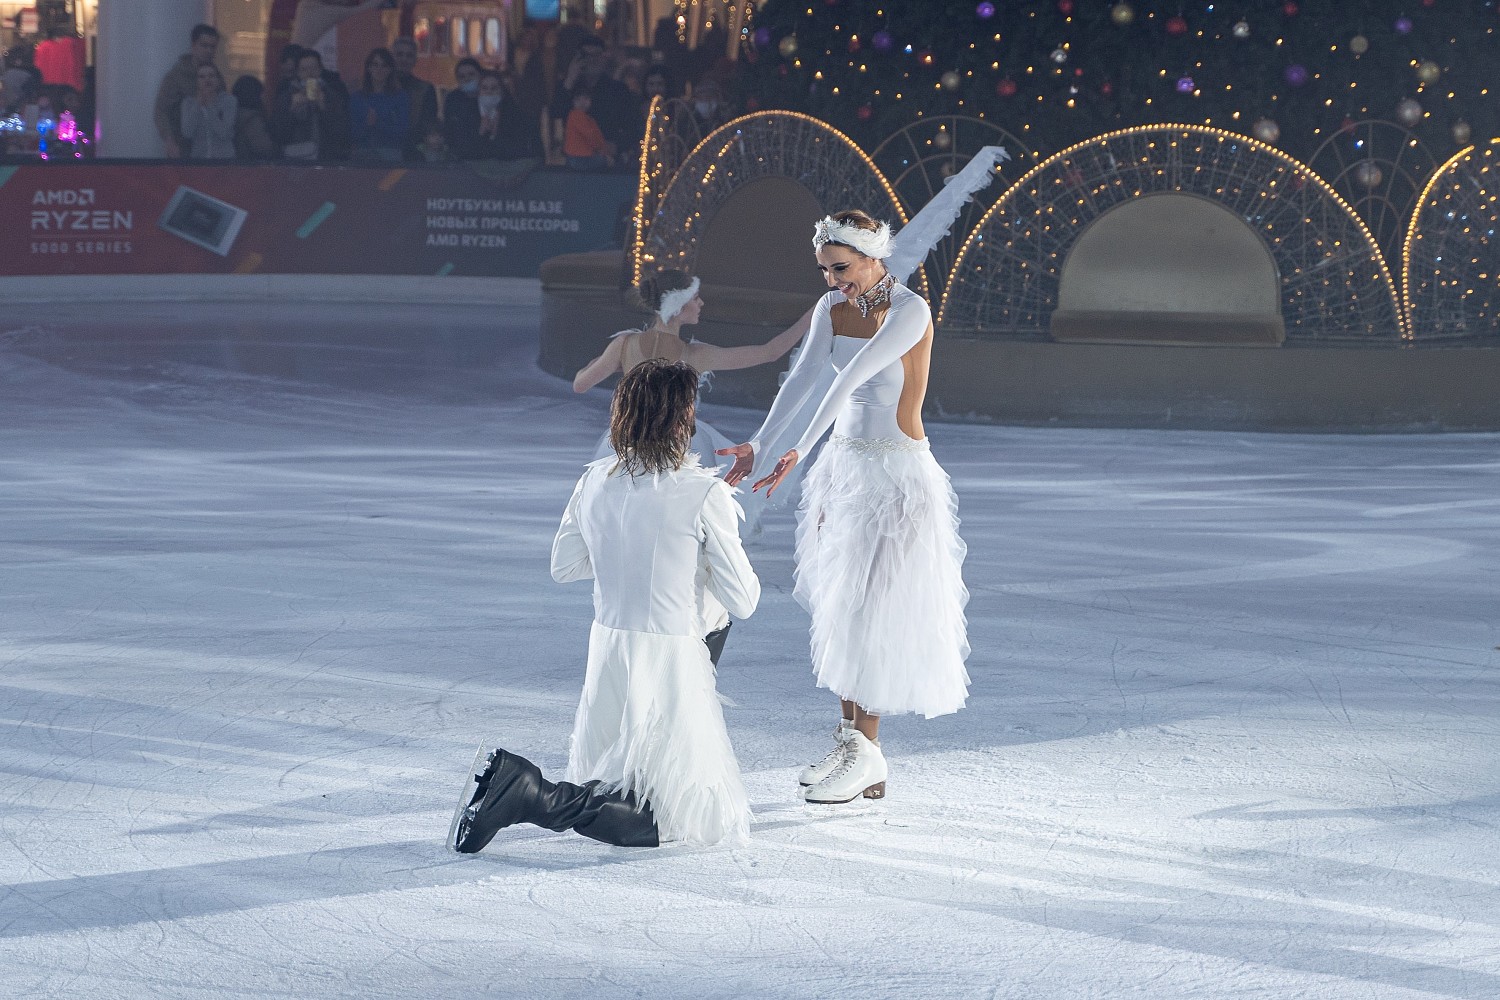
xmin=720 ymin=210 xmax=971 ymax=805
xmin=452 ymin=359 xmax=760 ymax=852
xmin=573 ymin=268 xmax=812 ymax=473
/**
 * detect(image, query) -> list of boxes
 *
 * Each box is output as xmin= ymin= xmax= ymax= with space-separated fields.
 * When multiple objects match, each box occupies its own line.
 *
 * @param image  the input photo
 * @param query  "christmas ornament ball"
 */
xmin=1416 ymin=61 xmax=1441 ymax=85
xmin=1110 ymin=3 xmax=1135 ymax=27
xmin=1050 ymin=46 xmax=1069 ymax=65
xmin=996 ymin=78 xmax=1018 ymax=97
xmin=1252 ymin=118 xmax=1281 ymax=143
xmin=1232 ymin=20 xmax=1251 ymax=39
xmin=1349 ymin=34 xmax=1369 ymax=56
xmin=941 ymin=71 xmax=962 ymax=91
xmin=1395 ymin=16 xmax=1413 ymax=34
xmin=934 ymin=129 xmax=953 ymax=150
xmin=872 ymin=30 xmax=893 ymax=53
xmin=1453 ymin=120 xmax=1472 ymax=144
xmin=976 ymin=2 xmax=996 ymax=18
xmin=1353 ymin=161 xmax=1384 ymax=189
xmin=1396 ymin=97 xmax=1423 ymax=126
xmin=1176 ymin=76 xmax=1195 ymax=93
xmin=1166 ymin=15 xmax=1188 ymax=36
xmin=1283 ymin=64 xmax=1309 ymax=87
xmin=778 ymin=35 xmax=798 ymax=58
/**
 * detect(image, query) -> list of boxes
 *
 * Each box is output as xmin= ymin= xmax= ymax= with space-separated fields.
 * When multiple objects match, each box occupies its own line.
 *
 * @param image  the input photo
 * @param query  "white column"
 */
xmin=95 ymin=0 xmax=212 ymax=157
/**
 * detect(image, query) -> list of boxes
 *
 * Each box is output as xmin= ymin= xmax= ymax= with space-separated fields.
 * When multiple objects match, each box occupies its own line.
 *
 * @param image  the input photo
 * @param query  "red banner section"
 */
xmin=0 ymin=163 xmax=634 ymax=277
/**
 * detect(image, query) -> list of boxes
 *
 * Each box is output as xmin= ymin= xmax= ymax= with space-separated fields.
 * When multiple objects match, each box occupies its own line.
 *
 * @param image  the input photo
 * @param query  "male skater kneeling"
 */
xmin=451 ymin=359 xmax=761 ymax=852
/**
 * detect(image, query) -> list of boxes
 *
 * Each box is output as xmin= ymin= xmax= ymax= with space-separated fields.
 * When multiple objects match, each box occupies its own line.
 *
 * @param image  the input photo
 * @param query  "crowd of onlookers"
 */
xmin=1 ymin=13 xmax=736 ymax=167
xmin=163 ymin=15 xmax=736 ymax=168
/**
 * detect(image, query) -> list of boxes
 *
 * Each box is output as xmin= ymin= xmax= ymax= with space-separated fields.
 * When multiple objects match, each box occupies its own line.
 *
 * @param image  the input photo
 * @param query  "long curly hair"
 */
xmin=609 ymin=358 xmax=699 ymax=475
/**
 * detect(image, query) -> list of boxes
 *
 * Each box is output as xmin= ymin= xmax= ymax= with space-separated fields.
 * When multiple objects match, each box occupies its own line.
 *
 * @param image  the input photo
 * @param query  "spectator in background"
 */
xmin=154 ymin=24 xmax=220 ymax=158
xmin=2 ymin=46 xmax=39 ymax=113
xmin=563 ymin=87 xmax=611 ymax=170
xmin=643 ymin=64 xmax=676 ymax=105
xmin=390 ymin=35 xmax=438 ymax=160
xmin=179 ymin=62 xmax=236 ymax=160
xmin=551 ymin=35 xmax=634 ymax=164
xmin=273 ymin=49 xmax=350 ymax=161
xmin=349 ymin=47 xmax=409 ymax=163
xmin=687 ymin=78 xmax=729 ymax=135
xmin=274 ymin=44 xmax=305 ymax=103
xmin=441 ymin=57 xmax=482 ymax=155
xmin=417 ymin=121 xmax=448 ymax=163
xmin=449 ymin=69 xmax=537 ymax=161
xmin=33 ymin=27 xmax=85 ymax=91
xmin=231 ymin=75 xmax=275 ymax=160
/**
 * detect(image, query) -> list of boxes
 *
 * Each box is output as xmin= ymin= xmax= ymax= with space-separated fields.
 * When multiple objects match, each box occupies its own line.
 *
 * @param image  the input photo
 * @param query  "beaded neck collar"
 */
xmin=851 ymin=272 xmax=896 ymax=318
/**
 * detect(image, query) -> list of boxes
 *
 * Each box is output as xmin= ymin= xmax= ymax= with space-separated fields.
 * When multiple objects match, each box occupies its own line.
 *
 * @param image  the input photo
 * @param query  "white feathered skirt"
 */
xmin=565 ymin=622 xmax=751 ymax=846
xmin=794 ymin=433 xmax=971 ymax=718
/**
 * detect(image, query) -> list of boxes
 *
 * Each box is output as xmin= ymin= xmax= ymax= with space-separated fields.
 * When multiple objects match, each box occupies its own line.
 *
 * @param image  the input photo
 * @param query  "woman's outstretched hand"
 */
xmin=717 ymin=443 xmax=755 ymax=486
xmin=753 ymin=450 xmax=799 ymax=497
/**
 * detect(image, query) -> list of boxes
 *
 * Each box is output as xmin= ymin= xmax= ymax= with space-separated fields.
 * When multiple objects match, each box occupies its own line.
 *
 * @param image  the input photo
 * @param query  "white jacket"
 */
xmin=551 ymin=458 xmax=759 ymax=635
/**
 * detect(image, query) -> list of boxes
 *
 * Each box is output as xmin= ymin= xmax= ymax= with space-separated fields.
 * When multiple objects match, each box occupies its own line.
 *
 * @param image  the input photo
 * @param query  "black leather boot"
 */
xmin=453 ymin=748 xmax=659 ymax=853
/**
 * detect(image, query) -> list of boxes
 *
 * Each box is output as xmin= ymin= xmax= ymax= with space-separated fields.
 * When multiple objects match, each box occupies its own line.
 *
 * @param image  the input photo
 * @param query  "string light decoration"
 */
xmin=938 ymin=124 xmax=1406 ymax=343
xmin=1306 ymin=118 xmax=1438 ymax=269
xmin=1402 ymin=139 xmax=1500 ymax=341
xmin=631 ymin=97 xmax=713 ymax=287
xmin=745 ymin=0 xmax=1500 ymax=166
xmin=869 ymin=115 xmax=1036 ymax=294
xmin=640 ymin=110 xmax=922 ymax=297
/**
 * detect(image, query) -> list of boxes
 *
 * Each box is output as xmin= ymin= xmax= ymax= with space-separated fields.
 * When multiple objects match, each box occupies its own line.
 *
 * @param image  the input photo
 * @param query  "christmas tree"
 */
xmin=741 ymin=0 xmax=1499 ymax=163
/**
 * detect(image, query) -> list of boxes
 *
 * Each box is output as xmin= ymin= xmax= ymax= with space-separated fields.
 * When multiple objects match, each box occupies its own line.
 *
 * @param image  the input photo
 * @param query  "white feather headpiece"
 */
xmin=658 ymin=276 xmax=700 ymax=323
xmin=812 ymin=216 xmax=893 ymax=259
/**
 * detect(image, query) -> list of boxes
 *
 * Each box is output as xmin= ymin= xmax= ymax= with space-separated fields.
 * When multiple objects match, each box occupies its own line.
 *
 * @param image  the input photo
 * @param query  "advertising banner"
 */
xmin=0 ymin=163 xmax=634 ymax=277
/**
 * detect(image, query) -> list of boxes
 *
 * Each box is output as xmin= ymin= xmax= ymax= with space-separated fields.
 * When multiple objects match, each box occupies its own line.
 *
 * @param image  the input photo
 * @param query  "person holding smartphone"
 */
xmin=273 ymin=49 xmax=350 ymax=161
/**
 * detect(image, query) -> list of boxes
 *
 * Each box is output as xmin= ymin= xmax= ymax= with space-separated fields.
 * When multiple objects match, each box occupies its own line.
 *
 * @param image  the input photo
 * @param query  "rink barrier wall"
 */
xmin=0 ymin=274 xmax=540 ymax=306
xmin=541 ymin=271 xmax=1500 ymax=432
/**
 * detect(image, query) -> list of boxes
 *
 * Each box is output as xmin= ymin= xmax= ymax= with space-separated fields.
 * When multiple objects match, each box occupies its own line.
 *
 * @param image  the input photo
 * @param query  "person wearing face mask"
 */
xmin=441 ymin=57 xmax=484 ymax=158
xmin=349 ymin=48 xmax=410 ymax=164
xmin=688 ymin=78 xmax=728 ymax=133
xmin=449 ymin=70 xmax=537 ymax=162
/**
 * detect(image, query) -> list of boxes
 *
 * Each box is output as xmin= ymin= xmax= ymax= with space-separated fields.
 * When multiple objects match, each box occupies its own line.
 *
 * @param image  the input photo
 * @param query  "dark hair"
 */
xmin=454 ymin=57 xmax=482 ymax=79
xmin=579 ymin=35 xmax=606 ymax=52
xmin=298 ymin=50 xmax=324 ymax=69
xmin=279 ymin=43 xmax=305 ymax=66
xmin=609 ymin=359 xmax=699 ymax=476
xmin=232 ymin=75 xmax=263 ymax=110
xmin=190 ymin=24 xmax=220 ymax=44
xmin=363 ymin=47 xmax=398 ymax=94
xmin=643 ymin=65 xmax=673 ymax=92
xmin=636 ymin=268 xmax=694 ymax=313
xmin=822 ymin=209 xmax=885 ymax=257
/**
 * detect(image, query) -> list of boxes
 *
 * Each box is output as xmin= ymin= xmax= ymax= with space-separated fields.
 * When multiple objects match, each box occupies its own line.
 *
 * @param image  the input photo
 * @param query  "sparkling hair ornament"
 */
xmin=657 ymin=276 xmax=701 ymax=323
xmin=812 ymin=216 xmax=894 ymax=259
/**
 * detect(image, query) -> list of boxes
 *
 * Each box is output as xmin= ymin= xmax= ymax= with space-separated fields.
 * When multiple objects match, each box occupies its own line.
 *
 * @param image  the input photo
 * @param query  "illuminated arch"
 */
xmin=630 ymin=97 xmax=711 ymax=287
xmin=637 ymin=111 xmax=922 ymax=297
xmin=1401 ymin=139 xmax=1500 ymax=341
xmin=870 ymin=115 xmax=1038 ymax=295
xmin=939 ymin=124 xmax=1406 ymax=343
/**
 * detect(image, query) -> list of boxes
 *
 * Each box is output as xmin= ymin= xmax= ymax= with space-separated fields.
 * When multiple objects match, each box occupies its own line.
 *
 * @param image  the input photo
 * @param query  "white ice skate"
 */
xmin=447 ymin=744 xmax=494 ymax=852
xmin=798 ymin=720 xmax=856 ymax=786
xmin=804 ymin=731 xmax=887 ymax=803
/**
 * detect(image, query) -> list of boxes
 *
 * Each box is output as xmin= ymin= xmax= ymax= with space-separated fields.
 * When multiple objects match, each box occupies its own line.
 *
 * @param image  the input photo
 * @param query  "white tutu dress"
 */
xmin=748 ymin=284 xmax=970 ymax=718
xmin=551 ymin=458 xmax=760 ymax=845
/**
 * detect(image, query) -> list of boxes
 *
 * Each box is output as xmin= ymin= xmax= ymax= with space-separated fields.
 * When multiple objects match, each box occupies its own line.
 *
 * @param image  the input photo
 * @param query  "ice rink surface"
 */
xmin=3 ymin=295 xmax=1499 ymax=999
